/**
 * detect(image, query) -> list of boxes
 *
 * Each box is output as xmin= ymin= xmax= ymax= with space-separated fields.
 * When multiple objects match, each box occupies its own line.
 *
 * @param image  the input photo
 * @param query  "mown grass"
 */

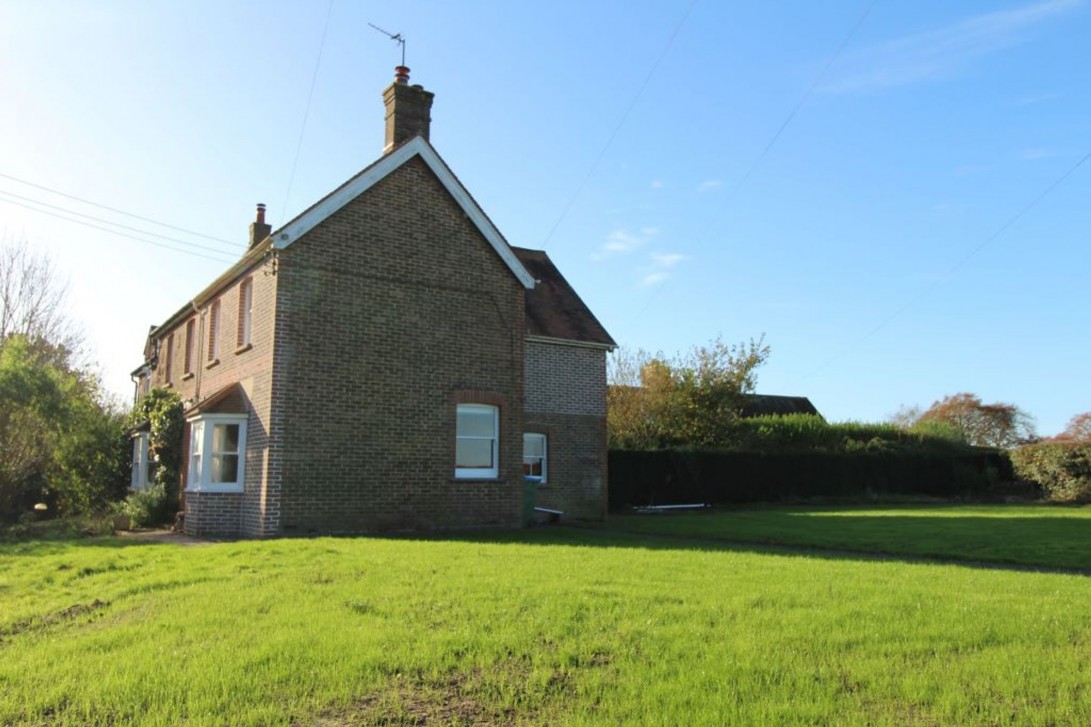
xmin=608 ymin=504 xmax=1091 ymax=570
xmin=1 ymin=522 xmax=1090 ymax=725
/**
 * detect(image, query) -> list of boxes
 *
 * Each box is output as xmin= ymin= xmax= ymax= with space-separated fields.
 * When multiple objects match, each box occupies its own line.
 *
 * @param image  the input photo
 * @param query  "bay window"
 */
xmin=187 ymin=414 xmax=248 ymax=492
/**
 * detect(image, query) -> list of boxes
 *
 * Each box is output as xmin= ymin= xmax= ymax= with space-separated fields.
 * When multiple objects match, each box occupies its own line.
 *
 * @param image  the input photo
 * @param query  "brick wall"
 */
xmin=272 ymin=155 xmax=525 ymax=533
xmin=147 ymin=255 xmax=280 ymax=538
xmin=524 ymin=340 xmax=608 ymax=520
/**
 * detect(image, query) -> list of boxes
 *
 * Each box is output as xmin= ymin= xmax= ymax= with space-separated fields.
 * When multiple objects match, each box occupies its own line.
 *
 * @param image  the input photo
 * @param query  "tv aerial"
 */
xmin=368 ymin=22 xmax=406 ymax=67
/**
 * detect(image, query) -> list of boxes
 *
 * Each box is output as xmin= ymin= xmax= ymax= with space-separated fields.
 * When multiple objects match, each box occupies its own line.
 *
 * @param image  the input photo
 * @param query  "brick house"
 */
xmin=130 ymin=67 xmax=615 ymax=537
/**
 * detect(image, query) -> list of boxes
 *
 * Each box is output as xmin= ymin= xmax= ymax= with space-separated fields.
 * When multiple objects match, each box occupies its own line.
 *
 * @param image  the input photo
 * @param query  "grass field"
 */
xmin=2 ymin=508 xmax=1091 ymax=725
xmin=608 ymin=504 xmax=1091 ymax=570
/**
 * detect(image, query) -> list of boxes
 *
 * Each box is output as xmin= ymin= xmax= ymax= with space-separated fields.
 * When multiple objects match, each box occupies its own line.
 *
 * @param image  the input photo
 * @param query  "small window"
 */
xmin=237 ymin=278 xmax=253 ymax=348
xmin=455 ymin=404 xmax=499 ymax=479
xmin=130 ymin=432 xmax=156 ymax=490
xmin=184 ymin=319 xmax=196 ymax=374
xmin=207 ymin=300 xmax=221 ymax=361
xmin=523 ymin=433 xmax=547 ymax=483
xmin=187 ymin=414 xmax=247 ymax=492
xmin=164 ymin=334 xmax=174 ymax=383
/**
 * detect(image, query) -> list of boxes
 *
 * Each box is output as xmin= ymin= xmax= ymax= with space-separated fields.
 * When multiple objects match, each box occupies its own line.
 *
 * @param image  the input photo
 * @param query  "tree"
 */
xmin=1056 ymin=412 xmax=1091 ymax=442
xmin=0 ymin=240 xmax=126 ymax=520
xmin=607 ymin=335 xmax=771 ymax=448
xmin=913 ymin=393 xmax=1035 ymax=449
xmin=0 ymin=237 xmax=82 ymax=356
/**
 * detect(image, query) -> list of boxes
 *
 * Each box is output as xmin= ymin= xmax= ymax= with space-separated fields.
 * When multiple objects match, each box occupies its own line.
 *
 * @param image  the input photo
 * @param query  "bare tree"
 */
xmin=0 ymin=237 xmax=82 ymax=356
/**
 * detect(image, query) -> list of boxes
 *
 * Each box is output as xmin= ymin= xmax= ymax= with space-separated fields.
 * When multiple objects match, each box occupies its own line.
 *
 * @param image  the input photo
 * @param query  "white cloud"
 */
xmin=822 ymin=0 xmax=1081 ymax=94
xmin=641 ymin=272 xmax=670 ymax=287
xmin=593 ymin=226 xmax=657 ymax=260
xmin=650 ymin=179 xmax=664 ymax=189
xmin=697 ymin=179 xmax=723 ymax=193
xmin=650 ymin=252 xmax=686 ymax=268
xmin=1021 ymin=147 xmax=1056 ymax=160
xmin=1015 ymin=91 xmax=1061 ymax=106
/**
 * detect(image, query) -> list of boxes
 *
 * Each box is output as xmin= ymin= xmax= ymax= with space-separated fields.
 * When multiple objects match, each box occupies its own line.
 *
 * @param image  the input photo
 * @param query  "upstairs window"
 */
xmin=522 ymin=433 xmax=547 ymax=483
xmin=184 ymin=319 xmax=195 ymax=375
xmin=207 ymin=300 xmax=221 ymax=361
xmin=164 ymin=334 xmax=174 ymax=383
xmin=237 ymin=278 xmax=253 ymax=348
xmin=187 ymin=414 xmax=247 ymax=492
xmin=455 ymin=404 xmax=499 ymax=479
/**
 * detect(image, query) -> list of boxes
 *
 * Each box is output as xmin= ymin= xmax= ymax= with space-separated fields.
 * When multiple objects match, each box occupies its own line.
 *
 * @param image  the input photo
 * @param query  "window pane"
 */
xmin=523 ymin=434 xmax=544 ymax=457
xmin=457 ymin=407 xmax=496 ymax=437
xmin=191 ymin=422 xmax=204 ymax=454
xmin=212 ymin=423 xmax=239 ymax=454
xmin=211 ymin=454 xmax=239 ymax=484
xmin=456 ymin=439 xmax=494 ymax=469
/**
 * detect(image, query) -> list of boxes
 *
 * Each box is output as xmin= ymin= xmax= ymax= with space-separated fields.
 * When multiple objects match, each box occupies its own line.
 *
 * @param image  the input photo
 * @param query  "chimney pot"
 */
xmin=394 ymin=65 xmax=410 ymax=84
xmin=256 ymin=203 xmax=266 ymax=225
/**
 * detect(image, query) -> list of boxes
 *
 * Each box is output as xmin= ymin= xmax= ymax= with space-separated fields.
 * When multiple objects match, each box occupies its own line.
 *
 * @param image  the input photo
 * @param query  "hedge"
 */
xmin=608 ymin=449 xmax=1017 ymax=510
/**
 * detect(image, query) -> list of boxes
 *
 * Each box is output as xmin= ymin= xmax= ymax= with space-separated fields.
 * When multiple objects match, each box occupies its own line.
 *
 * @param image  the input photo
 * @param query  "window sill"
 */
xmin=234 ymin=343 xmax=252 ymax=355
xmin=204 ymin=358 xmax=220 ymax=370
xmin=182 ymin=372 xmax=195 ymax=381
xmin=163 ymin=381 xmax=174 ymax=389
xmin=186 ymin=484 xmax=244 ymax=494
xmin=450 ymin=477 xmax=506 ymax=484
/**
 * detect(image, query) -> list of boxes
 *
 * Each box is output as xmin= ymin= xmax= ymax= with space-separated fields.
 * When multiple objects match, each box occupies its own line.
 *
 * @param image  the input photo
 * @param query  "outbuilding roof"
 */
xmin=513 ymin=247 xmax=615 ymax=348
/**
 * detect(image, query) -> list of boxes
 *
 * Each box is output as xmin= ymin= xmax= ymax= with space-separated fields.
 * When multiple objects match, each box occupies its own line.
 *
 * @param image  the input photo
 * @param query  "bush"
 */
xmin=119 ymin=486 xmax=173 ymax=528
xmin=1011 ymin=442 xmax=1091 ymax=502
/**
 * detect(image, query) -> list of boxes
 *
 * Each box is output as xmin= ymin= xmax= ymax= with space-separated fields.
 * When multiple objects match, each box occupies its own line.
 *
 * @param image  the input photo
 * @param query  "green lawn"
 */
xmin=607 ymin=504 xmax=1091 ymax=570
xmin=2 ymin=514 xmax=1090 ymax=724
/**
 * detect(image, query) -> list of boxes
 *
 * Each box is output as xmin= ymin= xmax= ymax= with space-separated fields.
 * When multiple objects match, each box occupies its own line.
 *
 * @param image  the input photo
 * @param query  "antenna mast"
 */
xmin=368 ymin=22 xmax=406 ymax=66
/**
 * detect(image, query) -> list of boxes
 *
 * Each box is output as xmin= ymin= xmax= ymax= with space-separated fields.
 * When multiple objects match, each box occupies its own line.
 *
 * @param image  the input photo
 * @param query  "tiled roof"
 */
xmin=739 ymin=394 xmax=820 ymax=418
xmin=513 ymin=247 xmax=615 ymax=348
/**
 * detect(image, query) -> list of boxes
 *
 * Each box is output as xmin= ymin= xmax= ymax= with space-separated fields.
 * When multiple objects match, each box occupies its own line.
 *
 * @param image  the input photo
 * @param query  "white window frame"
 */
xmin=523 ymin=432 xmax=547 ymax=483
xmin=186 ymin=413 xmax=248 ymax=492
xmin=130 ymin=432 xmax=154 ymax=490
xmin=455 ymin=403 xmax=499 ymax=479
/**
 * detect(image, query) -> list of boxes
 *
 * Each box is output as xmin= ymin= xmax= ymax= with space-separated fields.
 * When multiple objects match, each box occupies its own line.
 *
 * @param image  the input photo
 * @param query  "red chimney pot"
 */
xmin=394 ymin=65 xmax=410 ymax=84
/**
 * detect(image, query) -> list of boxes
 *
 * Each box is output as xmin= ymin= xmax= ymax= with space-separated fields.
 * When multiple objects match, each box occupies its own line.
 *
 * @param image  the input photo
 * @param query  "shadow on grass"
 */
xmin=9 ymin=506 xmax=1090 ymax=574
xmin=398 ymin=508 xmax=1091 ymax=574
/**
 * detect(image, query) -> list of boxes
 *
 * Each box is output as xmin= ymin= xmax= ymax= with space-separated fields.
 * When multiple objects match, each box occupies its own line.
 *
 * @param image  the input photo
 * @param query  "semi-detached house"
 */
xmin=130 ymin=67 xmax=615 ymax=538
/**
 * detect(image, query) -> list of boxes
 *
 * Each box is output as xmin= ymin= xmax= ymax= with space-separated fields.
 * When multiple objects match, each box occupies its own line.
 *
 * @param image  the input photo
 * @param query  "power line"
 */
xmin=0 ymin=188 xmax=245 ymax=257
xmin=0 ymin=170 xmax=241 ymax=248
xmin=540 ymin=0 xmax=697 ymax=248
xmin=281 ymin=0 xmax=336 ymax=221
xmin=628 ymin=0 xmax=877 ymax=326
xmin=0 ymin=196 xmax=237 ymax=265
xmin=797 ymin=149 xmax=1091 ymax=384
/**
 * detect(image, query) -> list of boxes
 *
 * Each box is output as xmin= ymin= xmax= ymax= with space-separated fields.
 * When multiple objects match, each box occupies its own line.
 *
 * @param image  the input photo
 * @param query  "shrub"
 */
xmin=1010 ymin=442 xmax=1091 ymax=502
xmin=119 ymin=486 xmax=172 ymax=528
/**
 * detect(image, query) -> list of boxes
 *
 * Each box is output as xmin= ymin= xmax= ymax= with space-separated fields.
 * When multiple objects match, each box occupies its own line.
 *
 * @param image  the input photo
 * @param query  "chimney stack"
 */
xmin=382 ymin=66 xmax=434 ymax=153
xmin=249 ymin=203 xmax=271 ymax=249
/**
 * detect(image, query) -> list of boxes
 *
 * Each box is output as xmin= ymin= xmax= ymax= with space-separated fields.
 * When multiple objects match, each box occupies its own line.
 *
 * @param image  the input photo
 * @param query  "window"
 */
xmin=455 ymin=404 xmax=499 ymax=478
xmin=187 ymin=414 xmax=248 ymax=492
xmin=184 ymin=319 xmax=195 ymax=375
xmin=207 ymin=300 xmax=221 ymax=361
xmin=130 ymin=432 xmax=156 ymax=490
xmin=164 ymin=333 xmax=174 ymax=383
xmin=523 ymin=433 xmax=547 ymax=483
xmin=237 ymin=278 xmax=252 ymax=348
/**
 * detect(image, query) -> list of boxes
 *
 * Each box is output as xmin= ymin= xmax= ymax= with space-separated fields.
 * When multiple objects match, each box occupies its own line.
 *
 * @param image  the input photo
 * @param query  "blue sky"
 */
xmin=1 ymin=1 xmax=1087 ymax=435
